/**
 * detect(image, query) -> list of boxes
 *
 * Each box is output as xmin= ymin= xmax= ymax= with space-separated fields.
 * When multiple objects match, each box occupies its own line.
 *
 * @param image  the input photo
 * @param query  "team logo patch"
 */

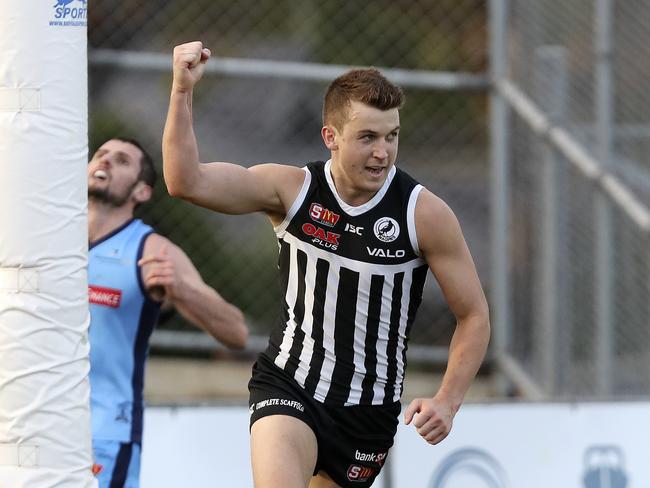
xmin=373 ymin=217 xmax=400 ymax=243
xmin=88 ymin=285 xmax=122 ymax=308
xmin=309 ymin=203 xmax=340 ymax=227
xmin=115 ymin=402 xmax=132 ymax=423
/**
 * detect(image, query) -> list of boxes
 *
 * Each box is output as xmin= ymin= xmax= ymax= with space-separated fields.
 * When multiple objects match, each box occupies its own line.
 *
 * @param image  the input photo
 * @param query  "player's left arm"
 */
xmin=138 ymin=233 xmax=248 ymax=349
xmin=404 ymin=189 xmax=490 ymax=445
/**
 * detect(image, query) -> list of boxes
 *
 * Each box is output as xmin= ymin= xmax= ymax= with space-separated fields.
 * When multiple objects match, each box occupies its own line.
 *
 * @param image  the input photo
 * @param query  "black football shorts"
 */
xmin=248 ymin=355 xmax=400 ymax=487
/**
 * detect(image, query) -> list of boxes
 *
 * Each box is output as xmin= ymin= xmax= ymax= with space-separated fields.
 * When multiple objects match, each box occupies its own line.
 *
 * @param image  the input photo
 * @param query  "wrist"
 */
xmin=171 ymin=83 xmax=193 ymax=96
xmin=433 ymin=391 xmax=462 ymax=414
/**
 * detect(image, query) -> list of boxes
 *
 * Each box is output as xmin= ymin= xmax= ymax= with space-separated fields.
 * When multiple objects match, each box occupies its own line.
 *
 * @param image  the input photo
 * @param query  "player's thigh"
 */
xmin=251 ymin=414 xmax=318 ymax=488
xmin=310 ymin=470 xmax=342 ymax=488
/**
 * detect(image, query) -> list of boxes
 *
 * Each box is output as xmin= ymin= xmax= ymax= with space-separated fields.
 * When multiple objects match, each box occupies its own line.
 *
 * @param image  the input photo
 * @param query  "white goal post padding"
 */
xmin=0 ymin=1 xmax=94 ymax=486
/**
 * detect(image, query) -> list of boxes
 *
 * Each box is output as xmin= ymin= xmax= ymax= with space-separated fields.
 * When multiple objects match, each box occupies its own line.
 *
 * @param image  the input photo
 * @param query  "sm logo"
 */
xmin=309 ymin=203 xmax=340 ymax=227
xmin=347 ymin=464 xmax=377 ymax=483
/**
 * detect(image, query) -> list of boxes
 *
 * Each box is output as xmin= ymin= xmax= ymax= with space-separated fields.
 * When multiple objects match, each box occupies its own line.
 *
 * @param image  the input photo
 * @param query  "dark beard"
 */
xmin=88 ymin=180 xmax=138 ymax=207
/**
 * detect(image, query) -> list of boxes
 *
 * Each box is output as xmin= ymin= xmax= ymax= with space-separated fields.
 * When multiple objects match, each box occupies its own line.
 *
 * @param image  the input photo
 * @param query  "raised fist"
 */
xmin=171 ymin=41 xmax=211 ymax=93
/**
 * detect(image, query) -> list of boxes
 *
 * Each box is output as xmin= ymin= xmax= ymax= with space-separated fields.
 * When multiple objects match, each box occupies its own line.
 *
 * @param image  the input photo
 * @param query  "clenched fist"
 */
xmin=172 ymin=41 xmax=211 ymax=93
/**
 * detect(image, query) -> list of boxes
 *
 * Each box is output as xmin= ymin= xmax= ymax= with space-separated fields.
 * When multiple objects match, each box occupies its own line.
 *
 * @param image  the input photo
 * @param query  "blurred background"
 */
xmin=87 ymin=0 xmax=650 ymax=403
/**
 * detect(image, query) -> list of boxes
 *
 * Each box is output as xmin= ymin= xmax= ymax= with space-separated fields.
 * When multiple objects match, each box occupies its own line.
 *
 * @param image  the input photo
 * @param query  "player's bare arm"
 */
xmin=163 ymin=41 xmax=305 ymax=220
xmin=404 ymin=189 xmax=490 ymax=445
xmin=139 ymin=233 xmax=248 ymax=349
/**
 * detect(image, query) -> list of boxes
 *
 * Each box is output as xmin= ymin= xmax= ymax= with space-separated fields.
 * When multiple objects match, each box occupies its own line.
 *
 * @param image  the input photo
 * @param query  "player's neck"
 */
xmin=328 ymin=159 xmax=378 ymax=207
xmin=88 ymin=201 xmax=135 ymax=243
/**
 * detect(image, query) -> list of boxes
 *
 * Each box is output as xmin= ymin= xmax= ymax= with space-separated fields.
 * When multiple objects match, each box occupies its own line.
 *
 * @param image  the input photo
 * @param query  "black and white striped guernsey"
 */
xmin=262 ymin=160 xmax=429 ymax=406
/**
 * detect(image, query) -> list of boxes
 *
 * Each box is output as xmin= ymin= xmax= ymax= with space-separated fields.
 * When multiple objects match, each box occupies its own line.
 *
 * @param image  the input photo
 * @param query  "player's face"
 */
xmin=88 ymin=139 xmax=143 ymax=207
xmin=328 ymin=101 xmax=399 ymax=203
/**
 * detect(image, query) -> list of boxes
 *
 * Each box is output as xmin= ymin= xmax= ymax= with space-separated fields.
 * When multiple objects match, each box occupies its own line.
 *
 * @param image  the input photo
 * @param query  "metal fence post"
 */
xmin=533 ymin=46 xmax=569 ymax=396
xmin=489 ymin=0 xmax=512 ymax=395
xmin=594 ymin=0 xmax=615 ymax=396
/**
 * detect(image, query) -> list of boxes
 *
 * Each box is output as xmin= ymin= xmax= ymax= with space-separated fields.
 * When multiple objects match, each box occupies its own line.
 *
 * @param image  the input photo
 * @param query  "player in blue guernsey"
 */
xmin=163 ymin=42 xmax=490 ymax=488
xmin=88 ymin=137 xmax=248 ymax=488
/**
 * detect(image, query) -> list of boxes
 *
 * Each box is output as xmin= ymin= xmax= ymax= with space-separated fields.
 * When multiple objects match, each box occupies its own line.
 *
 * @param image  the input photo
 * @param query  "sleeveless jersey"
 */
xmin=88 ymin=219 xmax=160 ymax=443
xmin=262 ymin=160 xmax=429 ymax=406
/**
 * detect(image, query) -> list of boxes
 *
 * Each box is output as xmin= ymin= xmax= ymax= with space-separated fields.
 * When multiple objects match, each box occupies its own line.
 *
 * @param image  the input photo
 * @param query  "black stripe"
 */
xmin=360 ymin=274 xmax=385 ymax=404
xmin=304 ymin=258 xmax=330 ymax=396
xmin=384 ymin=272 xmax=404 ymax=403
xmin=283 ymin=249 xmax=308 ymax=378
xmin=267 ymin=241 xmax=292 ymax=357
xmin=136 ymin=230 xmax=155 ymax=295
xmin=130 ymin=230 xmax=161 ymax=443
xmin=130 ymin=298 xmax=159 ymax=442
xmin=109 ymin=443 xmax=133 ymax=488
xmin=397 ymin=265 xmax=429 ymax=398
xmin=325 ymin=267 xmax=359 ymax=404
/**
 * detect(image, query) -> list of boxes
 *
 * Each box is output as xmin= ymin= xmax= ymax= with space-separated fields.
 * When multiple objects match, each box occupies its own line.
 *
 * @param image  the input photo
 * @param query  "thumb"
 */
xmin=179 ymin=52 xmax=200 ymax=68
xmin=403 ymin=398 xmax=422 ymax=425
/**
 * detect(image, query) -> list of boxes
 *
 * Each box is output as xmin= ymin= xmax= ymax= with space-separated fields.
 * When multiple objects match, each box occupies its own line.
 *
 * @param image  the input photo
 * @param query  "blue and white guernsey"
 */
xmin=262 ymin=160 xmax=429 ymax=407
xmin=88 ymin=219 xmax=160 ymax=443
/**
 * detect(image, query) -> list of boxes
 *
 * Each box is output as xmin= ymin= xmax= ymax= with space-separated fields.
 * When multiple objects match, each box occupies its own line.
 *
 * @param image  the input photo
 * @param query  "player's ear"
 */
xmin=321 ymin=125 xmax=339 ymax=151
xmin=132 ymin=181 xmax=152 ymax=204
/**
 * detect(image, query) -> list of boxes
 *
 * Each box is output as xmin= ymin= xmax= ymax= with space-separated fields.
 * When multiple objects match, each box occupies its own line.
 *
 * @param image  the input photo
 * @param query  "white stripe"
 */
xmin=293 ymin=257 xmax=318 ymax=388
xmin=274 ymin=167 xmax=311 ymax=238
xmin=372 ymin=273 xmax=394 ymax=404
xmin=345 ymin=273 xmax=373 ymax=405
xmin=282 ymin=232 xmax=425 ymax=275
xmin=274 ymin=244 xmax=300 ymax=369
xmin=324 ymin=160 xmax=396 ymax=216
xmin=313 ymin=261 xmax=340 ymax=402
xmin=407 ymin=185 xmax=424 ymax=256
xmin=393 ymin=270 xmax=414 ymax=401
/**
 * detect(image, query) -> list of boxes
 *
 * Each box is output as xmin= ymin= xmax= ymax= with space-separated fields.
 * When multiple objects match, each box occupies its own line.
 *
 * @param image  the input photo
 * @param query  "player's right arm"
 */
xmin=163 ymin=41 xmax=304 ymax=219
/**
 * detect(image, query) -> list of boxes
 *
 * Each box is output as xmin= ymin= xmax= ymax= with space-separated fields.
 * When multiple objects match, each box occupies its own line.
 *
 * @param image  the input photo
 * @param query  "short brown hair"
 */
xmin=323 ymin=68 xmax=405 ymax=130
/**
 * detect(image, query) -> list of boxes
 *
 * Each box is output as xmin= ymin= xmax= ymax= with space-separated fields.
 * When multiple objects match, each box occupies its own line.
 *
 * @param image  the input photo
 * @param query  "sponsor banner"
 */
xmin=141 ymin=402 xmax=650 ymax=488
xmin=392 ymin=402 xmax=650 ymax=487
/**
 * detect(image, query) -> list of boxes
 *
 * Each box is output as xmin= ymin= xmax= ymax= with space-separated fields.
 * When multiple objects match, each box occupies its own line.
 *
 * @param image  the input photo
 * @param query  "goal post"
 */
xmin=0 ymin=1 xmax=95 ymax=486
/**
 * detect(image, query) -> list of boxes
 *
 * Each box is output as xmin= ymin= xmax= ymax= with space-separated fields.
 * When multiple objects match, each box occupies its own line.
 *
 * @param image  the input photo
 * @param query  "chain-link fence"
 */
xmin=88 ymin=0 xmax=650 ymax=397
xmin=493 ymin=0 xmax=650 ymax=398
xmin=87 ymin=0 xmax=490 ymax=359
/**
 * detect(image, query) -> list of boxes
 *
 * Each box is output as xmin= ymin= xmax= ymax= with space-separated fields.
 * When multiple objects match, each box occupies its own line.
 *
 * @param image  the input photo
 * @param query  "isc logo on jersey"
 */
xmin=309 ymin=203 xmax=340 ymax=227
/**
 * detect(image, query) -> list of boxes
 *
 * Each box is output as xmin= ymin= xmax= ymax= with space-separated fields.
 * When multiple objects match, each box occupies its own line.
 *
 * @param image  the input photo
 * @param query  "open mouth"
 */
xmin=366 ymin=166 xmax=385 ymax=176
xmin=93 ymin=169 xmax=108 ymax=181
